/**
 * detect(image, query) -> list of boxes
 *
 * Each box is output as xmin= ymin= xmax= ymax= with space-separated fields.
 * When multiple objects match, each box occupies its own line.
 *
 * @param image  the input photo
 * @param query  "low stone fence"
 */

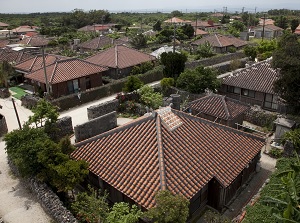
xmin=0 ymin=114 xmax=8 ymax=137
xmin=185 ymin=51 xmax=246 ymax=69
xmin=21 ymin=94 xmax=40 ymax=109
xmin=7 ymin=159 xmax=78 ymax=223
xmin=87 ymin=99 xmax=119 ymax=120
xmin=74 ymin=111 xmax=117 ymax=142
xmin=50 ymin=116 xmax=73 ymax=141
xmin=244 ymin=106 xmax=278 ymax=128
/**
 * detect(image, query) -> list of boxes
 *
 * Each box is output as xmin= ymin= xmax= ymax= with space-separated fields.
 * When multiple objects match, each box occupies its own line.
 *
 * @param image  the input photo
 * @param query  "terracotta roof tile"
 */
xmin=72 ymin=108 xmax=264 ymax=209
xmin=164 ymin=17 xmax=191 ymax=23
xmin=78 ymin=36 xmax=127 ymax=50
xmin=0 ymin=39 xmax=10 ymax=48
xmin=18 ymin=36 xmax=50 ymax=47
xmin=192 ymin=34 xmax=247 ymax=48
xmin=25 ymin=58 xmax=108 ymax=84
xmin=14 ymin=54 xmax=70 ymax=73
xmin=189 ymin=93 xmax=250 ymax=120
xmin=86 ymin=45 xmax=156 ymax=69
xmin=221 ymin=59 xmax=279 ymax=94
xmin=0 ymin=48 xmax=34 ymax=63
xmin=0 ymin=22 xmax=9 ymax=27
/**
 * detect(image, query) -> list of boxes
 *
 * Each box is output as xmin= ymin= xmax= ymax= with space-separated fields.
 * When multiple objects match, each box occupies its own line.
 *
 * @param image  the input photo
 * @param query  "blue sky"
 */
xmin=1 ymin=0 xmax=299 ymax=13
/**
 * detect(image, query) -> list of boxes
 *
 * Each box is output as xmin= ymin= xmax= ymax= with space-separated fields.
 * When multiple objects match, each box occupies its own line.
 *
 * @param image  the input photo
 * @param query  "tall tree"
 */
xmin=107 ymin=202 xmax=142 ymax=223
xmin=160 ymin=52 xmax=187 ymax=79
xmin=272 ymin=33 xmax=300 ymax=113
xmin=291 ymin=19 xmax=299 ymax=33
xmin=153 ymin=20 xmax=162 ymax=31
xmin=275 ymin=16 xmax=289 ymax=29
xmin=176 ymin=66 xmax=220 ymax=94
xmin=145 ymin=190 xmax=189 ymax=223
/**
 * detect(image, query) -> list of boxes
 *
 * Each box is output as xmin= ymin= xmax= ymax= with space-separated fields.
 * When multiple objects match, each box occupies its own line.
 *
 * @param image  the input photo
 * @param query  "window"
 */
xmin=264 ymin=93 xmax=278 ymax=110
xmin=67 ymin=79 xmax=79 ymax=94
xmin=227 ymin=86 xmax=241 ymax=94
xmin=241 ymin=89 xmax=255 ymax=98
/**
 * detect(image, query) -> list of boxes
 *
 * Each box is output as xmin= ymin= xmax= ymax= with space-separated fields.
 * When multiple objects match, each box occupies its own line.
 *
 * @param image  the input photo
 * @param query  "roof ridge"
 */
xmin=29 ymin=55 xmax=39 ymax=71
xmin=156 ymin=116 xmax=167 ymax=191
xmin=221 ymin=95 xmax=231 ymax=119
xmin=215 ymin=33 xmax=222 ymax=47
xmin=49 ymin=61 xmax=58 ymax=84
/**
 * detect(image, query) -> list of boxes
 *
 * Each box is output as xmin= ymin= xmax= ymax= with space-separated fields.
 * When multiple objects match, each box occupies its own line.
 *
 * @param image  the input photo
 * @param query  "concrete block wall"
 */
xmin=74 ymin=111 xmax=117 ymax=142
xmin=87 ymin=99 xmax=119 ymax=120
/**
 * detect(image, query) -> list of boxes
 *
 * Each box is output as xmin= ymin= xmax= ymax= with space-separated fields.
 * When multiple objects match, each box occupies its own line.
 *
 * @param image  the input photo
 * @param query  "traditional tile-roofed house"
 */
xmin=254 ymin=25 xmax=283 ymax=39
xmin=72 ymin=107 xmax=265 ymax=214
xmin=191 ymin=20 xmax=221 ymax=32
xmin=188 ymin=93 xmax=250 ymax=128
xmin=11 ymin=26 xmax=39 ymax=35
xmin=0 ymin=22 xmax=9 ymax=28
xmin=164 ymin=17 xmax=191 ymax=25
xmin=219 ymin=59 xmax=280 ymax=111
xmin=191 ymin=34 xmax=247 ymax=53
xmin=78 ymin=35 xmax=127 ymax=52
xmin=25 ymin=58 xmax=109 ymax=98
xmin=0 ymin=40 xmax=10 ymax=48
xmin=18 ymin=36 xmax=50 ymax=47
xmin=294 ymin=24 xmax=300 ymax=35
xmin=14 ymin=54 xmax=69 ymax=74
xmin=0 ymin=48 xmax=34 ymax=64
xmin=78 ymin=24 xmax=116 ymax=33
xmin=259 ymin=18 xmax=275 ymax=26
xmin=85 ymin=45 xmax=156 ymax=79
xmin=195 ymin=28 xmax=209 ymax=36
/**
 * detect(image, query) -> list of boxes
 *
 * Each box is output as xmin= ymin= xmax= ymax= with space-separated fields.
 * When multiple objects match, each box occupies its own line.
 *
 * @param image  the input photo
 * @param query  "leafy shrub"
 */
xmin=160 ymin=77 xmax=175 ymax=95
xmin=138 ymin=85 xmax=163 ymax=109
xmin=122 ymin=76 xmax=144 ymax=93
xmin=269 ymin=148 xmax=283 ymax=158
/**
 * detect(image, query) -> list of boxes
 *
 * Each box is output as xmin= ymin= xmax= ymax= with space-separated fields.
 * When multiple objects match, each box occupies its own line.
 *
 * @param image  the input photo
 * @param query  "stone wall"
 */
xmin=244 ymin=106 xmax=278 ymax=128
xmin=0 ymin=114 xmax=8 ymax=137
xmin=21 ymin=95 xmax=40 ymax=109
xmin=7 ymin=159 xmax=78 ymax=223
xmin=185 ymin=52 xmax=246 ymax=70
xmin=87 ymin=99 xmax=119 ymax=120
xmin=0 ymin=88 xmax=10 ymax=98
xmin=51 ymin=116 xmax=73 ymax=141
xmin=74 ymin=111 xmax=117 ymax=142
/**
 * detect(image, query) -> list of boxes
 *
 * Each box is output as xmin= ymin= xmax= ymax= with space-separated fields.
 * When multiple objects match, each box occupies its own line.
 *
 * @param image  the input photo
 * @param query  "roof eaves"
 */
xmin=215 ymin=34 xmax=223 ymax=47
xmin=49 ymin=61 xmax=58 ymax=84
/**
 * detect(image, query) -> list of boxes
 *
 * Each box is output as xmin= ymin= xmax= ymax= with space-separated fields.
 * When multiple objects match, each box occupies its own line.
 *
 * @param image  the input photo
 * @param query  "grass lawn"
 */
xmin=9 ymin=86 xmax=27 ymax=100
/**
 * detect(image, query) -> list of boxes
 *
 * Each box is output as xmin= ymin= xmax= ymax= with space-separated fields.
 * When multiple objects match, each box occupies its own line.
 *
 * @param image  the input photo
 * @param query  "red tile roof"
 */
xmin=0 ymin=39 xmax=10 ymax=48
xmin=255 ymin=24 xmax=283 ymax=31
xmin=78 ymin=35 xmax=127 ymax=50
xmin=189 ymin=93 xmax=250 ymax=120
xmin=72 ymin=108 xmax=264 ymax=209
xmin=195 ymin=29 xmax=209 ymax=36
xmin=26 ymin=58 xmax=108 ymax=84
xmin=14 ymin=54 xmax=70 ymax=73
xmin=0 ymin=22 xmax=9 ymax=27
xmin=18 ymin=36 xmax=50 ymax=47
xmin=221 ymin=59 xmax=279 ymax=94
xmin=0 ymin=48 xmax=34 ymax=63
xmin=164 ymin=17 xmax=191 ymax=23
xmin=11 ymin=26 xmax=38 ymax=33
xmin=191 ymin=34 xmax=247 ymax=48
xmin=85 ymin=45 xmax=156 ymax=69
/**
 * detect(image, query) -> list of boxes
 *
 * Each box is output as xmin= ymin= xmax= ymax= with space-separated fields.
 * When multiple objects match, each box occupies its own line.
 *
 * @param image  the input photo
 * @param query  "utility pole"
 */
xmin=41 ymin=47 xmax=50 ymax=95
xmin=255 ymin=7 xmax=257 ymax=14
xmin=12 ymin=98 xmax=22 ymax=130
xmin=173 ymin=24 xmax=176 ymax=53
xmin=262 ymin=13 xmax=266 ymax=41
xmin=242 ymin=7 xmax=245 ymax=14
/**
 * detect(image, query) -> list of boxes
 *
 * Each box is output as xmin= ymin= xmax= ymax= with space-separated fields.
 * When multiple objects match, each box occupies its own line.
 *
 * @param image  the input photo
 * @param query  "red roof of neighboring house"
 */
xmin=0 ymin=39 xmax=10 ymax=48
xmin=0 ymin=48 xmax=34 ymax=64
xmin=85 ymin=45 xmax=156 ymax=69
xmin=189 ymin=93 xmax=250 ymax=120
xmin=255 ymin=24 xmax=283 ymax=31
xmin=195 ymin=28 xmax=209 ymax=36
xmin=23 ymin=31 xmax=38 ymax=37
xmin=295 ymin=24 xmax=300 ymax=35
xmin=259 ymin=18 xmax=275 ymax=26
xmin=18 ymin=36 xmax=50 ymax=47
xmin=71 ymin=107 xmax=264 ymax=209
xmin=78 ymin=25 xmax=111 ymax=32
xmin=164 ymin=17 xmax=191 ymax=24
xmin=211 ymin=13 xmax=224 ymax=17
xmin=0 ymin=22 xmax=9 ymax=27
xmin=26 ymin=58 xmax=108 ymax=84
xmin=221 ymin=59 xmax=279 ymax=94
xmin=191 ymin=34 xmax=248 ymax=48
xmin=78 ymin=35 xmax=127 ymax=50
xmin=14 ymin=54 xmax=70 ymax=73
xmin=191 ymin=20 xmax=214 ymax=28
xmin=11 ymin=26 xmax=38 ymax=33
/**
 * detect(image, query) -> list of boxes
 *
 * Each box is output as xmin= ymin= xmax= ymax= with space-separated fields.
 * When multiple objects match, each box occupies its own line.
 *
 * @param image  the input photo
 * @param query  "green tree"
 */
xmin=0 ymin=61 xmax=15 ymax=88
xmin=196 ymin=41 xmax=215 ymax=59
xmin=129 ymin=34 xmax=147 ymax=49
xmin=272 ymin=33 xmax=300 ymax=113
xmin=180 ymin=24 xmax=194 ymax=38
xmin=256 ymin=39 xmax=277 ymax=61
xmin=171 ymin=10 xmax=183 ymax=17
xmin=72 ymin=186 xmax=109 ymax=223
xmin=153 ymin=20 xmax=162 ymax=31
xmin=123 ymin=76 xmax=144 ymax=93
xmin=282 ymin=128 xmax=300 ymax=153
xmin=107 ymin=202 xmax=142 ymax=223
xmin=275 ymin=16 xmax=289 ymax=29
xmin=160 ymin=78 xmax=175 ymax=95
xmin=244 ymin=45 xmax=257 ymax=61
xmin=231 ymin=20 xmax=246 ymax=32
xmin=160 ymin=52 xmax=187 ymax=79
xmin=291 ymin=19 xmax=299 ymax=33
xmin=176 ymin=66 xmax=220 ymax=94
xmin=145 ymin=190 xmax=189 ymax=223
xmin=138 ymin=85 xmax=163 ymax=109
